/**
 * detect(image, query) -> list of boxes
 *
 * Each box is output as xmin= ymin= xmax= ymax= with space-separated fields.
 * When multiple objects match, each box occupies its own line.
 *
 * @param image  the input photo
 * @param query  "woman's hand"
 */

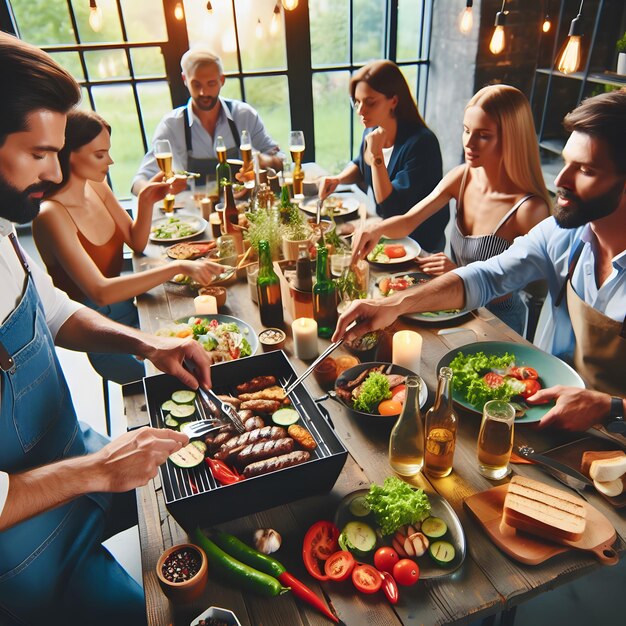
xmin=414 ymin=252 xmax=457 ymax=276
xmin=319 ymin=176 xmax=340 ymax=200
xmin=351 ymin=222 xmax=384 ymax=263
xmin=364 ymin=127 xmax=386 ymax=166
xmin=139 ymin=172 xmax=187 ymax=205
xmin=179 ymin=259 xmax=225 ymax=286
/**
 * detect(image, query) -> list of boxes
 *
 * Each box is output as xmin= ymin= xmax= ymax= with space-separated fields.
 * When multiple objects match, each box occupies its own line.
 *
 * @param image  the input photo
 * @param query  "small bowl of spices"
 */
xmin=156 ymin=543 xmax=208 ymax=604
xmin=258 ymin=328 xmax=286 ymax=352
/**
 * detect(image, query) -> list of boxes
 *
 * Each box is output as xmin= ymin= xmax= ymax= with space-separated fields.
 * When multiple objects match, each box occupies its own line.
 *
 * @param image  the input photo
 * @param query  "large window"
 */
xmin=2 ymin=0 xmax=432 ymax=195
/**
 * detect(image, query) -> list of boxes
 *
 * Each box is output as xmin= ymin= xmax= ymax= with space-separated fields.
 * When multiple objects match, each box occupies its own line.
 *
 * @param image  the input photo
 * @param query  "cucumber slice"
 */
xmin=428 ymin=540 xmax=455 ymax=566
xmin=170 ymin=404 xmax=197 ymax=420
xmin=164 ymin=415 xmax=179 ymax=428
xmin=340 ymin=521 xmax=377 ymax=555
xmin=191 ymin=440 xmax=207 ymax=454
xmin=348 ymin=495 xmax=371 ymax=517
xmin=161 ymin=400 xmax=178 ymax=413
xmin=421 ymin=517 xmax=448 ymax=540
xmin=271 ymin=408 xmax=299 ymax=426
xmin=171 ymin=390 xmax=197 ymax=405
xmin=168 ymin=442 xmax=204 ymax=468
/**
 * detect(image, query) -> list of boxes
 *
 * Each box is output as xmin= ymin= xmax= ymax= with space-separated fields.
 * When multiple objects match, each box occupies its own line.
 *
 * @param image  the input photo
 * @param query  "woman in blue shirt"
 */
xmin=321 ymin=60 xmax=449 ymax=253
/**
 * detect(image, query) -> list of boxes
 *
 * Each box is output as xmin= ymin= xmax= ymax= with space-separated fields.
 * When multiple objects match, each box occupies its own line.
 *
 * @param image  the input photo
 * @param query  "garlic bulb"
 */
xmin=253 ymin=528 xmax=282 ymax=554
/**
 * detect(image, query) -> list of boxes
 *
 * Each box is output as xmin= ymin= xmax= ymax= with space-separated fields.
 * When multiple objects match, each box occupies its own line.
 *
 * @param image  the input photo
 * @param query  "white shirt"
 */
xmin=0 ymin=218 xmax=82 ymax=516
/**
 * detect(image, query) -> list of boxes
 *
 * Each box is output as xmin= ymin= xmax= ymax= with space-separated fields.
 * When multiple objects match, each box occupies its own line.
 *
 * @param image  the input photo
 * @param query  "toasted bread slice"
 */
xmin=502 ymin=476 xmax=587 ymax=543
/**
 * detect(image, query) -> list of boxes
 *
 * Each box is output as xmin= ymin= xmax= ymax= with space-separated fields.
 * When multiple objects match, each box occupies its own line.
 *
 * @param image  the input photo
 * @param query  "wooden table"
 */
xmin=126 ymin=232 xmax=625 ymax=626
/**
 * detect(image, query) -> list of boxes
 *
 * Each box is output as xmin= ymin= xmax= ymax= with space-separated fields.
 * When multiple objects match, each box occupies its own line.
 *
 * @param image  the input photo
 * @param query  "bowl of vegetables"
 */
xmin=326 ymin=362 xmax=427 ymax=423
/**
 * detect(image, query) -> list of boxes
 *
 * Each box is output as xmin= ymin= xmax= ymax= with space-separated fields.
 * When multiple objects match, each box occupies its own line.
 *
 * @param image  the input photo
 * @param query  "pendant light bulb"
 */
xmin=174 ymin=2 xmax=184 ymax=21
xmin=206 ymin=1 xmax=213 ymax=13
xmin=542 ymin=15 xmax=552 ymax=33
xmin=459 ymin=1 xmax=473 ymax=34
xmin=282 ymin=0 xmax=299 ymax=10
xmin=256 ymin=19 xmax=264 ymax=39
xmin=557 ymin=8 xmax=583 ymax=74
xmin=88 ymin=0 xmax=103 ymax=33
xmin=270 ymin=4 xmax=281 ymax=35
xmin=489 ymin=8 xmax=507 ymax=55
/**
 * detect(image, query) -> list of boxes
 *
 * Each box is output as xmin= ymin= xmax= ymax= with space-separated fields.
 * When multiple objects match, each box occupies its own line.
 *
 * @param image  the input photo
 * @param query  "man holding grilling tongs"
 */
xmin=338 ymin=88 xmax=626 ymax=436
xmin=0 ymin=33 xmax=211 ymax=625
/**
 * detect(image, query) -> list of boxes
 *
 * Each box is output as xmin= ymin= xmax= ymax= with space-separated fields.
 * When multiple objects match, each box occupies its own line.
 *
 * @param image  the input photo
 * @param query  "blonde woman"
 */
xmin=352 ymin=84 xmax=551 ymax=334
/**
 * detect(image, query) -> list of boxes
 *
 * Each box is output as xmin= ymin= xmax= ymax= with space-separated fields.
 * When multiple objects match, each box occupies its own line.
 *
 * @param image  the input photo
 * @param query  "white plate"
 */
xmin=150 ymin=213 xmax=207 ymax=243
xmin=374 ymin=271 xmax=469 ymax=322
xmin=190 ymin=606 xmax=241 ymax=626
xmin=367 ymin=237 xmax=422 ymax=266
xmin=301 ymin=194 xmax=360 ymax=219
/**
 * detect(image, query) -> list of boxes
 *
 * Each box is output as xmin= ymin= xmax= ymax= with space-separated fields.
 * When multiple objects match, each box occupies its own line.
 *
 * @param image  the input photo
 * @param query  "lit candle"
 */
xmin=291 ymin=318 xmax=319 ymax=360
xmin=392 ymin=330 xmax=422 ymax=373
xmin=194 ymin=294 xmax=217 ymax=315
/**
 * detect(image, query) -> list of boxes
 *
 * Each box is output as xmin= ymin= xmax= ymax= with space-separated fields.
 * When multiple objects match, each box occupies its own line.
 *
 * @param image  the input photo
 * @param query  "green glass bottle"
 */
xmin=313 ymin=244 xmax=338 ymax=338
xmin=256 ymin=239 xmax=284 ymax=328
xmin=215 ymin=135 xmax=232 ymax=204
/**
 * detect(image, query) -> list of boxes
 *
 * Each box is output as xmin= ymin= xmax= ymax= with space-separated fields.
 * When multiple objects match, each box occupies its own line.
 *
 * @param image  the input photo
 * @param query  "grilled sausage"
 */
xmin=216 ymin=395 xmax=241 ymax=409
xmin=244 ymin=415 xmax=265 ymax=431
xmin=240 ymin=399 xmax=282 ymax=414
xmin=242 ymin=451 xmax=311 ymax=478
xmin=213 ymin=426 xmax=287 ymax=460
xmin=236 ymin=437 xmax=295 ymax=465
xmin=287 ymin=424 xmax=317 ymax=450
xmin=236 ymin=376 xmax=277 ymax=394
xmin=238 ymin=409 xmax=254 ymax=422
xmin=238 ymin=386 xmax=286 ymax=402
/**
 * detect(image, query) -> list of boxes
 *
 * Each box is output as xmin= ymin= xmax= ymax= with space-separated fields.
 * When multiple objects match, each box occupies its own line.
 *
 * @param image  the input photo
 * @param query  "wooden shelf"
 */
xmin=535 ymin=68 xmax=626 ymax=87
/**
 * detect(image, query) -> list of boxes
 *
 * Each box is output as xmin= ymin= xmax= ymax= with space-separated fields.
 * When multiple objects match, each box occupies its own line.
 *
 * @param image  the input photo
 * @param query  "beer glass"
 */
xmin=154 ymin=139 xmax=173 ymax=179
xmin=477 ymin=400 xmax=515 ymax=479
xmin=289 ymin=130 xmax=305 ymax=198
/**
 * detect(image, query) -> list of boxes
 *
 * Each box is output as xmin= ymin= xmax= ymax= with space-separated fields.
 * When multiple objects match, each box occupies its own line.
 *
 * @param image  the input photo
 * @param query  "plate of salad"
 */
xmin=328 ymin=477 xmax=465 ymax=580
xmin=150 ymin=214 xmax=208 ymax=242
xmin=155 ymin=314 xmax=257 ymax=361
xmin=438 ymin=341 xmax=585 ymax=423
xmin=366 ymin=237 xmax=421 ymax=266
xmin=374 ymin=271 xmax=469 ymax=322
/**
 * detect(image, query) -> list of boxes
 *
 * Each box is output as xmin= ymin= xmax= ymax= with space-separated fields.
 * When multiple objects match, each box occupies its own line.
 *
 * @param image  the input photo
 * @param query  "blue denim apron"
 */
xmin=0 ymin=235 xmax=145 ymax=626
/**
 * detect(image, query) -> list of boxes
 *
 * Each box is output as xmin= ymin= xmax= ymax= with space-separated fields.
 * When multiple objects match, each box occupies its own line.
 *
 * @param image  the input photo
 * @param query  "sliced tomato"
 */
xmin=351 ymin=563 xmax=382 ymax=594
xmin=510 ymin=366 xmax=539 ymax=380
xmin=323 ymin=550 xmax=355 ymax=582
xmin=302 ymin=521 xmax=340 ymax=580
xmin=380 ymin=571 xmax=399 ymax=604
xmin=384 ymin=244 xmax=407 ymax=259
xmin=391 ymin=384 xmax=407 ymax=403
xmin=519 ymin=378 xmax=542 ymax=399
xmin=483 ymin=372 xmax=505 ymax=388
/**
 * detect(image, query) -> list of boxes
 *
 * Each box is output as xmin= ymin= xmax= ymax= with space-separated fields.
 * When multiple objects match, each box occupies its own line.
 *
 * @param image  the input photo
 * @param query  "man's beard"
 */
xmin=553 ymin=181 xmax=624 ymax=229
xmin=0 ymin=172 xmax=51 ymax=224
xmin=194 ymin=95 xmax=218 ymax=112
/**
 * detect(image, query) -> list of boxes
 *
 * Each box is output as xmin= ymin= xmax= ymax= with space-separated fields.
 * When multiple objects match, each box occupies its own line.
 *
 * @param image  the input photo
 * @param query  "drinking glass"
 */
xmin=330 ymin=252 xmax=352 ymax=277
xmin=477 ymin=400 xmax=516 ymax=479
xmin=246 ymin=263 xmax=259 ymax=303
xmin=154 ymin=139 xmax=173 ymax=179
xmin=289 ymin=131 xmax=305 ymax=198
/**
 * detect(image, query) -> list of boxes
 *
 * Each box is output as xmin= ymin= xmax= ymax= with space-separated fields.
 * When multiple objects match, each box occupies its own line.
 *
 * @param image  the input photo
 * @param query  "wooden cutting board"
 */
xmin=464 ymin=484 xmax=618 ymax=565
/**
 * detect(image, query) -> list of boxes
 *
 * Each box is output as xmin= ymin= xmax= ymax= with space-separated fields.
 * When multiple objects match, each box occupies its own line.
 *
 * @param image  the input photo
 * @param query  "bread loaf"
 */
xmin=580 ymin=450 xmax=625 ymax=477
xmin=589 ymin=455 xmax=626 ymax=483
xmin=502 ymin=476 xmax=587 ymax=542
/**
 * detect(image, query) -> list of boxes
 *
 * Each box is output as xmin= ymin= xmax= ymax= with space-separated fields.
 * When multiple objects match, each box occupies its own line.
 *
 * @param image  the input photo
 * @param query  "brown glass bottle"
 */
xmin=424 ymin=367 xmax=458 ymax=478
xmin=215 ymin=135 xmax=232 ymax=204
xmin=313 ymin=244 xmax=337 ymax=338
xmin=222 ymin=181 xmax=238 ymax=235
xmin=256 ymin=239 xmax=284 ymax=327
xmin=295 ymin=244 xmax=313 ymax=292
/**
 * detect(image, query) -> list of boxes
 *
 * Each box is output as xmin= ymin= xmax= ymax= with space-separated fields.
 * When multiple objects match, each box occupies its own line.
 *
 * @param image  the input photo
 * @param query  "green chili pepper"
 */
xmin=192 ymin=528 xmax=288 ymax=597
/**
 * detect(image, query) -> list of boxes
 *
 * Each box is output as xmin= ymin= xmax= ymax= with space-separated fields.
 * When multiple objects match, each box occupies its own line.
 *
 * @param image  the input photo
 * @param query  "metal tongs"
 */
xmin=180 ymin=388 xmax=245 ymax=438
xmin=282 ymin=321 xmax=357 ymax=396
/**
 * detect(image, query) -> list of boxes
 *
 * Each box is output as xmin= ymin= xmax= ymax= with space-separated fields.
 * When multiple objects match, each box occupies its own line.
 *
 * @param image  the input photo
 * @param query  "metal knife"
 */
xmin=517 ymin=445 xmax=593 ymax=492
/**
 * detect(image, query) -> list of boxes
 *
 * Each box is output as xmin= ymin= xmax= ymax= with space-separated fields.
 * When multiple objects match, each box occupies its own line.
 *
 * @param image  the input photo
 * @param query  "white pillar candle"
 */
xmin=292 ymin=318 xmax=319 ymax=360
xmin=392 ymin=330 xmax=422 ymax=374
xmin=194 ymin=294 xmax=217 ymax=315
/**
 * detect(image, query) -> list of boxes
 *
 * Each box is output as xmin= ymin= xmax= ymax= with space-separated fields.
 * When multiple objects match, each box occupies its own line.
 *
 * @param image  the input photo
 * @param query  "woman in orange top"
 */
xmin=34 ymin=109 xmax=223 ymax=383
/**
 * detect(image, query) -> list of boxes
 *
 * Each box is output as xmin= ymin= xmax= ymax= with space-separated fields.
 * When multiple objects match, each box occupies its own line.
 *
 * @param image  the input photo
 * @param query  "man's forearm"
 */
xmin=397 ymin=271 xmax=466 ymax=315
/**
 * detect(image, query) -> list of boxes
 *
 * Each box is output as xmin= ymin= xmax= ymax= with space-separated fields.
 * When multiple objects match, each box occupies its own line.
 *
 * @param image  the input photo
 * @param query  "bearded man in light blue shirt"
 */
xmin=335 ymin=89 xmax=626 ymax=433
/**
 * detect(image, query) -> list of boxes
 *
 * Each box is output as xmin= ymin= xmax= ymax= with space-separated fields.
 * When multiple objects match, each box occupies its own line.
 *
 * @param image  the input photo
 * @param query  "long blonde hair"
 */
xmin=467 ymin=85 xmax=551 ymax=209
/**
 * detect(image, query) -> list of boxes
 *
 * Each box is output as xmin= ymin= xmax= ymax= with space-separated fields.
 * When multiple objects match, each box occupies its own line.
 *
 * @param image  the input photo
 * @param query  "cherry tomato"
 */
xmin=389 ymin=278 xmax=409 ymax=290
xmin=483 ymin=372 xmax=505 ymax=388
xmin=378 ymin=399 xmax=403 ymax=416
xmin=302 ymin=521 xmax=340 ymax=580
xmin=391 ymin=384 xmax=406 ymax=403
xmin=351 ymin=563 xmax=382 ymax=594
xmin=520 ymin=378 xmax=542 ymax=399
xmin=510 ymin=366 xmax=539 ymax=380
xmin=379 ymin=277 xmax=391 ymax=296
xmin=374 ymin=546 xmax=400 ymax=573
xmin=384 ymin=244 xmax=407 ymax=259
xmin=380 ymin=571 xmax=399 ymax=604
xmin=323 ymin=550 xmax=355 ymax=582
xmin=393 ymin=559 xmax=420 ymax=586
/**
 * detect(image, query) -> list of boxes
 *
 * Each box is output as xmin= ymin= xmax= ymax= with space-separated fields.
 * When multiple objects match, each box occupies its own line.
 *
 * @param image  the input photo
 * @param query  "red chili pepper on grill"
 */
xmin=188 ymin=476 xmax=199 ymax=494
xmin=205 ymin=458 xmax=244 ymax=485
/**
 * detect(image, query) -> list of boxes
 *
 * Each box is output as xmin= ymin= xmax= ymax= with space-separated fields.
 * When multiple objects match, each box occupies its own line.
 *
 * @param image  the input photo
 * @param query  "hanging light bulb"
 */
xmin=489 ymin=1 xmax=508 ymax=55
xmin=282 ymin=0 xmax=298 ymax=10
xmin=459 ymin=0 xmax=473 ymax=34
xmin=206 ymin=1 xmax=213 ymax=13
xmin=557 ymin=2 xmax=585 ymax=74
xmin=174 ymin=2 xmax=184 ymax=21
xmin=256 ymin=19 xmax=265 ymax=39
xmin=270 ymin=3 xmax=280 ymax=35
xmin=88 ymin=0 xmax=103 ymax=33
xmin=542 ymin=15 xmax=552 ymax=33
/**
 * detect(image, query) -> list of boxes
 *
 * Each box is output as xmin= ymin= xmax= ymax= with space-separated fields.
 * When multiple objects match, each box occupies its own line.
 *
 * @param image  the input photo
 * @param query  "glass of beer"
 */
xmin=289 ymin=130 xmax=305 ymax=198
xmin=162 ymin=193 xmax=176 ymax=214
xmin=154 ymin=139 xmax=173 ymax=179
xmin=477 ymin=400 xmax=515 ymax=479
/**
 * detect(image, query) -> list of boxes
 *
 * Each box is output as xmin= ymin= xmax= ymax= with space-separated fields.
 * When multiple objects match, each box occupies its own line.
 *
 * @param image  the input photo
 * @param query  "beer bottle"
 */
xmin=295 ymin=244 xmax=313 ymax=292
xmin=222 ymin=181 xmax=238 ymax=235
xmin=215 ymin=135 xmax=231 ymax=204
xmin=424 ymin=367 xmax=457 ymax=478
xmin=389 ymin=376 xmax=424 ymax=476
xmin=313 ymin=244 xmax=337 ymax=338
xmin=256 ymin=239 xmax=284 ymax=328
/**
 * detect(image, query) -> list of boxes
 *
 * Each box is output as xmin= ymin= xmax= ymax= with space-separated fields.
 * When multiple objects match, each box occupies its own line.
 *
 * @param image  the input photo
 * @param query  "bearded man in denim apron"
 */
xmin=0 ymin=34 xmax=213 ymax=625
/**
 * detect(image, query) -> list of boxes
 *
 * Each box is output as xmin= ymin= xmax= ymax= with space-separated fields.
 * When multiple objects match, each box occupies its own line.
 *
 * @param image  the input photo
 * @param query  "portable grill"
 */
xmin=143 ymin=350 xmax=348 ymax=529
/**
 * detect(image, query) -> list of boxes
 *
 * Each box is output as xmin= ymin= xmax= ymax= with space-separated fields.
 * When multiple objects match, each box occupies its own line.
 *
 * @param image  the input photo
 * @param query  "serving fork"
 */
xmin=197 ymin=386 xmax=246 ymax=433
